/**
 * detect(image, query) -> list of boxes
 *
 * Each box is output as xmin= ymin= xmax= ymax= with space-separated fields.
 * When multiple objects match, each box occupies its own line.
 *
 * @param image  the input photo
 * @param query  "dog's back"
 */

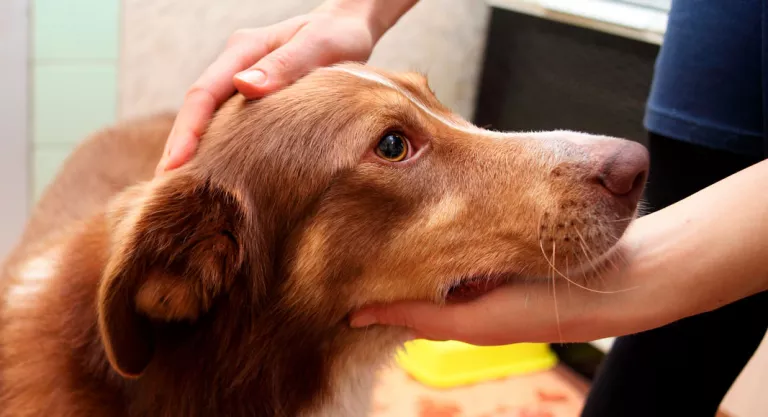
xmin=0 ymin=114 xmax=173 ymax=416
xmin=1 ymin=113 xmax=173 ymax=271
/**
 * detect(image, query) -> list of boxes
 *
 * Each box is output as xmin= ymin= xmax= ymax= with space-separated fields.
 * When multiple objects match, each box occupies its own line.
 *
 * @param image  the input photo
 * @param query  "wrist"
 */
xmin=315 ymin=0 xmax=418 ymax=42
xmin=605 ymin=210 xmax=745 ymax=333
xmin=608 ymin=218 xmax=695 ymax=331
xmin=572 ymin=223 xmax=685 ymax=339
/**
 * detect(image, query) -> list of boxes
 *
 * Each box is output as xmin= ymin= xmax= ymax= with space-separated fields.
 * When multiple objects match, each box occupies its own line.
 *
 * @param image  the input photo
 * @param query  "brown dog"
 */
xmin=0 ymin=63 xmax=648 ymax=417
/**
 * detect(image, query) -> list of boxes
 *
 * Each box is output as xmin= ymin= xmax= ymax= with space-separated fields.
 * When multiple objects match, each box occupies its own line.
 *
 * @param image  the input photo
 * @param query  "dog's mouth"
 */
xmin=445 ymin=274 xmax=512 ymax=303
xmin=444 ymin=240 xmax=627 ymax=303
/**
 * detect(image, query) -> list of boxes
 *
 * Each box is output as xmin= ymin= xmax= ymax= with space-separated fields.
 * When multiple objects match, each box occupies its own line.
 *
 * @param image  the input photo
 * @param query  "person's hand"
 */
xmin=154 ymin=3 xmax=384 ymax=175
xmin=348 ymin=239 xmax=655 ymax=346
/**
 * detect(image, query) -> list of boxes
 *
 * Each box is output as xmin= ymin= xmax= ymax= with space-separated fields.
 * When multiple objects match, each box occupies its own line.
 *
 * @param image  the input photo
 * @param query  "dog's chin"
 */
xmin=444 ymin=273 xmax=515 ymax=303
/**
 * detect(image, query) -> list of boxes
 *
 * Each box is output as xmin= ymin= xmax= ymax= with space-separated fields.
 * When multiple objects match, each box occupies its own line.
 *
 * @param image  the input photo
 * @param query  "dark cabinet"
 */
xmin=473 ymin=8 xmax=661 ymax=146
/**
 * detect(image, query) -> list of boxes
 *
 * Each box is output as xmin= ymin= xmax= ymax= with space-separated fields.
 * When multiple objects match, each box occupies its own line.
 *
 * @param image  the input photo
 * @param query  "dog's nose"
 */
xmin=595 ymin=141 xmax=649 ymax=206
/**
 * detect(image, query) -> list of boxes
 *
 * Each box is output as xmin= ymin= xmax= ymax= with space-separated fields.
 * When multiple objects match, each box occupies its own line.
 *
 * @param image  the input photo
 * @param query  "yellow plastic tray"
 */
xmin=396 ymin=339 xmax=558 ymax=389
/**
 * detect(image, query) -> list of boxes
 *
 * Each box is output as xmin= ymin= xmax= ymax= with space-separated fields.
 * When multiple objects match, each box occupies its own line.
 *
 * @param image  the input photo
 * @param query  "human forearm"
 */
xmin=616 ymin=158 xmax=768 ymax=330
xmin=315 ymin=0 xmax=420 ymax=41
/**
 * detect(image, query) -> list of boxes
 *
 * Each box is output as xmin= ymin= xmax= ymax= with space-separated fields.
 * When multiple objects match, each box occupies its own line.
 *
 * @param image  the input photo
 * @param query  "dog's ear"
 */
xmin=97 ymin=175 xmax=246 ymax=378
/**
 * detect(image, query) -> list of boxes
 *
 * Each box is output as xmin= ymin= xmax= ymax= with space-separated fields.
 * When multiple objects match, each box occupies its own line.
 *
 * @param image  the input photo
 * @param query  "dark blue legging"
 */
xmin=581 ymin=133 xmax=768 ymax=417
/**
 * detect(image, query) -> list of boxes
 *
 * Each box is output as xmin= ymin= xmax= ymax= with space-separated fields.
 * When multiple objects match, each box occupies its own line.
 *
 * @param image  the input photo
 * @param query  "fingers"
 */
xmin=234 ymin=15 xmax=374 ymax=99
xmin=349 ymin=302 xmax=458 ymax=341
xmin=350 ymin=298 xmax=515 ymax=345
xmin=349 ymin=282 xmax=596 ymax=346
xmin=234 ymin=31 xmax=337 ymax=99
xmin=156 ymin=91 xmax=213 ymax=175
xmin=156 ymin=41 xmax=270 ymax=175
xmin=155 ymin=12 xmax=373 ymax=176
xmin=155 ymin=19 xmax=304 ymax=176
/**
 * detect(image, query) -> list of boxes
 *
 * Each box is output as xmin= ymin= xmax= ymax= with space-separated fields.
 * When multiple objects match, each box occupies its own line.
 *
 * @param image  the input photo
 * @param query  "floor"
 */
xmin=372 ymin=363 xmax=739 ymax=417
xmin=372 ymin=364 xmax=588 ymax=417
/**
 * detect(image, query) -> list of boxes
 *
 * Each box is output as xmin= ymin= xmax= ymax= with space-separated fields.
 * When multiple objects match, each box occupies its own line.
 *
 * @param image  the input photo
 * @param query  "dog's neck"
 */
xmin=4 ymin=211 xmax=403 ymax=417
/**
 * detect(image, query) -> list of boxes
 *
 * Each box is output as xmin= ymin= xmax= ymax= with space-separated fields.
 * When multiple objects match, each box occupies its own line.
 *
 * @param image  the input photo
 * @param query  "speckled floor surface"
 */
xmin=371 ymin=365 xmax=587 ymax=417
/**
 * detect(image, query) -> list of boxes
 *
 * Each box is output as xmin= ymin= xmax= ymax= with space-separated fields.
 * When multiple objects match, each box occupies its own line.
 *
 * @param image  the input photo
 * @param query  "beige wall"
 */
xmin=120 ymin=0 xmax=490 ymax=120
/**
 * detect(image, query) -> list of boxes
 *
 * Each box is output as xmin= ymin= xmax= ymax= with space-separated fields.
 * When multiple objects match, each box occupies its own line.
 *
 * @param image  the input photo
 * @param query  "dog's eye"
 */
xmin=375 ymin=133 xmax=409 ymax=162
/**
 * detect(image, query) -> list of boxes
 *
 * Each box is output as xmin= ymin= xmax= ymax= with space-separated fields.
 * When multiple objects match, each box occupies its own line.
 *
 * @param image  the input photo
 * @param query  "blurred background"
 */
xmin=1 ymin=0 xmax=766 ymax=416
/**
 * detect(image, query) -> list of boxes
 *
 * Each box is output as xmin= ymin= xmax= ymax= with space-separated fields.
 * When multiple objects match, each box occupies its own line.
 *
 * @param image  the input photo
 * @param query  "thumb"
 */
xmin=348 ymin=284 xmax=565 ymax=346
xmin=233 ymin=37 xmax=331 ymax=99
xmin=350 ymin=301 xmax=475 ymax=342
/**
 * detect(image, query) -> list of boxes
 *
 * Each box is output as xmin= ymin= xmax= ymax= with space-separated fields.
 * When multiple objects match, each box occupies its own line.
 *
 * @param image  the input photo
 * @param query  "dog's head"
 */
xmin=96 ymin=63 xmax=647 ymax=383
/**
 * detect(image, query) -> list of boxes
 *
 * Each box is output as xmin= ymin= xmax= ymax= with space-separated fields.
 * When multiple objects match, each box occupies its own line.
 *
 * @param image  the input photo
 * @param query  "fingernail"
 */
xmin=155 ymin=153 xmax=169 ymax=175
xmin=165 ymin=144 xmax=187 ymax=170
xmin=235 ymin=69 xmax=266 ymax=86
xmin=168 ymin=143 xmax=181 ymax=160
xmin=350 ymin=313 xmax=378 ymax=328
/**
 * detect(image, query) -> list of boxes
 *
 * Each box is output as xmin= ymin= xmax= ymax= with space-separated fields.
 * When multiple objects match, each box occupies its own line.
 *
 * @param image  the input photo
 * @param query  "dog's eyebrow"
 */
xmin=324 ymin=67 xmax=507 ymax=138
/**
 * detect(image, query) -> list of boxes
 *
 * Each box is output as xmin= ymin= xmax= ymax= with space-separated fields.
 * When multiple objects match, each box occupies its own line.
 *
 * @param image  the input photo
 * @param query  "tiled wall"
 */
xmin=31 ymin=0 xmax=119 ymax=200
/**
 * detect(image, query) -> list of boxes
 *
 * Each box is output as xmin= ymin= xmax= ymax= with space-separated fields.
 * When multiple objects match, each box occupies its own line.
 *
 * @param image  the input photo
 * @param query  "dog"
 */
xmin=0 ymin=63 xmax=648 ymax=417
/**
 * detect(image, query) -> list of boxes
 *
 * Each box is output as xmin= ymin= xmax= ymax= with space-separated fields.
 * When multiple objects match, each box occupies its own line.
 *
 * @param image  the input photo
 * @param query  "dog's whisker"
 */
xmin=550 ymin=241 xmax=563 ymax=343
xmin=578 ymin=229 xmax=641 ymax=293
xmin=538 ymin=238 xmax=633 ymax=294
xmin=576 ymin=227 xmax=623 ymax=273
xmin=565 ymin=256 xmax=572 ymax=300
xmin=603 ymin=216 xmax=635 ymax=223
xmin=599 ymin=231 xmax=625 ymax=271
xmin=577 ymin=238 xmax=608 ymax=286
xmin=574 ymin=229 xmax=606 ymax=279
xmin=596 ymin=227 xmax=630 ymax=269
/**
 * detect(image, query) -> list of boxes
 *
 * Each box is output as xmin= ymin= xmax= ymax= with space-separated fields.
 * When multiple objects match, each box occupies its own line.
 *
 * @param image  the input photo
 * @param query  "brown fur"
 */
xmin=0 ymin=63 xmax=646 ymax=417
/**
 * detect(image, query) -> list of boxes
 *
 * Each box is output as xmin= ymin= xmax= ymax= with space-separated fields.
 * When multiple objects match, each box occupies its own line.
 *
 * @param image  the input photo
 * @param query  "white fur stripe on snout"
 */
xmin=324 ymin=66 xmax=509 ymax=139
xmin=322 ymin=66 xmax=602 ymax=164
